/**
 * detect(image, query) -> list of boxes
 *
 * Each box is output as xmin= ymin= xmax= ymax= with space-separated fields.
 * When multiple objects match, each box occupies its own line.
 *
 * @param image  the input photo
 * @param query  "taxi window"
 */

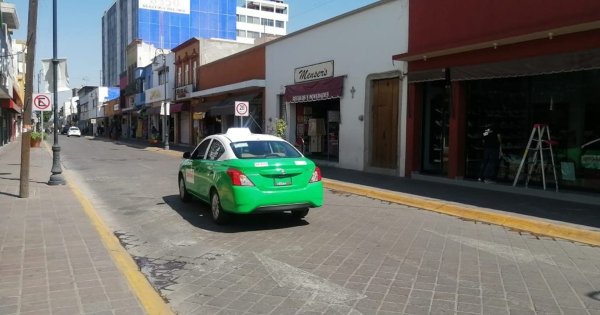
xmin=192 ymin=139 xmax=211 ymax=159
xmin=207 ymin=140 xmax=225 ymax=161
xmin=230 ymin=140 xmax=301 ymax=159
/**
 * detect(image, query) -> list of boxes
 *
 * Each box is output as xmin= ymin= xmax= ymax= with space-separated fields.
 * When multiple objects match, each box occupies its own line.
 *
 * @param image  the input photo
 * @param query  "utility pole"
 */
xmin=19 ymin=0 xmax=39 ymax=198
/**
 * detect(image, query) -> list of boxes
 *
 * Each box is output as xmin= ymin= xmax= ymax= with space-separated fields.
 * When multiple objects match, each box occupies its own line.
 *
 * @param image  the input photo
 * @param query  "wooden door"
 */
xmin=371 ymin=78 xmax=399 ymax=169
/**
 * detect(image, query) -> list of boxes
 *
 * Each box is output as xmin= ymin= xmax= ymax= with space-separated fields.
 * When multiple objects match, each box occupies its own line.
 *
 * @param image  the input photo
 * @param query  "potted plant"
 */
xmin=30 ymin=131 xmax=46 ymax=148
xmin=148 ymin=134 xmax=160 ymax=145
xmin=274 ymin=118 xmax=287 ymax=139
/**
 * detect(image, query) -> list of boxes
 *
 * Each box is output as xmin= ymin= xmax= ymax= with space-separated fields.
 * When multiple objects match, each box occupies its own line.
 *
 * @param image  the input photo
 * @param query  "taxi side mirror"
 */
xmin=183 ymin=152 xmax=191 ymax=159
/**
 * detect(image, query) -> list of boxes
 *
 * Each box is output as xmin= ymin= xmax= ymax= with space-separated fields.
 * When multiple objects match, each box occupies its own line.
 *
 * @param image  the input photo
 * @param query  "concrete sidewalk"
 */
xmin=0 ymin=140 xmax=171 ymax=315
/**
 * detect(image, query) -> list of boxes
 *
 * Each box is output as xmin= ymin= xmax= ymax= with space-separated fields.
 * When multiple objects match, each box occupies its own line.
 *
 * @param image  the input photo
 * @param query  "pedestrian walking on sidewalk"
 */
xmin=478 ymin=123 xmax=502 ymax=183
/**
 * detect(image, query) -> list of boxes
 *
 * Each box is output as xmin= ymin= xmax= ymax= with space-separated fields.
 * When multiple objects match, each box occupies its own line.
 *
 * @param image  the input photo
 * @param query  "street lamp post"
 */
xmin=48 ymin=0 xmax=65 ymax=185
xmin=154 ymin=49 xmax=169 ymax=150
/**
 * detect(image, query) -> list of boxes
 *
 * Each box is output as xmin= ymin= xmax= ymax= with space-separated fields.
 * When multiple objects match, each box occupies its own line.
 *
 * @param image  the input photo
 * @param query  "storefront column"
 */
xmin=448 ymin=81 xmax=466 ymax=179
xmin=405 ymin=83 xmax=423 ymax=176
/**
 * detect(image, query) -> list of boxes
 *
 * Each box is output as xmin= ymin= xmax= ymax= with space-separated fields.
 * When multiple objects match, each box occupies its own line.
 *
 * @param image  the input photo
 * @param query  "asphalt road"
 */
xmin=58 ymin=136 xmax=600 ymax=315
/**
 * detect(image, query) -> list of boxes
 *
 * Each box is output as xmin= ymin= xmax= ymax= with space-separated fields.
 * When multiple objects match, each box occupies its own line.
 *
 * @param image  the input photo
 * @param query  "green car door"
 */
xmin=195 ymin=139 xmax=227 ymax=201
xmin=185 ymin=139 xmax=211 ymax=202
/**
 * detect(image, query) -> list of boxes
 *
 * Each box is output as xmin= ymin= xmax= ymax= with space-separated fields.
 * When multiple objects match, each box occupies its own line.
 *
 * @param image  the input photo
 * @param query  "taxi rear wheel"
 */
xmin=291 ymin=208 xmax=309 ymax=219
xmin=178 ymin=175 xmax=192 ymax=203
xmin=211 ymin=191 xmax=230 ymax=225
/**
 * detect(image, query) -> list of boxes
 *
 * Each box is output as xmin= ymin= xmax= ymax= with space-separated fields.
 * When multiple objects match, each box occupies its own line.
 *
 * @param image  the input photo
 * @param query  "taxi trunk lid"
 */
xmin=229 ymin=158 xmax=314 ymax=190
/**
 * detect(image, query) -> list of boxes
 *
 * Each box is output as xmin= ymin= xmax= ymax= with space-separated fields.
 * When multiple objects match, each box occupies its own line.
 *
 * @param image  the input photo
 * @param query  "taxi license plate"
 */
xmin=274 ymin=177 xmax=292 ymax=186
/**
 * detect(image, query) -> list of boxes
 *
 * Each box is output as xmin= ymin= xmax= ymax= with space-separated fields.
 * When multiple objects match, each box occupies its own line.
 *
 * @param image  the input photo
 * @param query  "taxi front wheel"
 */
xmin=211 ymin=191 xmax=230 ymax=225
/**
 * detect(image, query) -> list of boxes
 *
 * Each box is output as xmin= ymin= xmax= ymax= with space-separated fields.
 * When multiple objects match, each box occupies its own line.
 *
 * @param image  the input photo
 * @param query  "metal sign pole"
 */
xmin=48 ymin=0 xmax=65 ymax=185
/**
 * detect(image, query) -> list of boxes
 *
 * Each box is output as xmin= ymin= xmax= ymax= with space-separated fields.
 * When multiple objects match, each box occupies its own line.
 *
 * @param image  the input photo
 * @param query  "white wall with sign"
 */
xmin=265 ymin=0 xmax=409 ymax=173
xmin=139 ymin=0 xmax=190 ymax=14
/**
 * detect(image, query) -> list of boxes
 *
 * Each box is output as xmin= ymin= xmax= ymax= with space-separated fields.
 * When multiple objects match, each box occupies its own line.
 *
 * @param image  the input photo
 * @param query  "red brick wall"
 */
xmin=197 ymin=46 xmax=265 ymax=90
xmin=407 ymin=0 xmax=600 ymax=54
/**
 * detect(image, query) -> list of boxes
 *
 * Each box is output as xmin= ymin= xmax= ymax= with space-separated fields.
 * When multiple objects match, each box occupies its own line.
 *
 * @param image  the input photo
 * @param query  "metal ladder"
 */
xmin=512 ymin=124 xmax=559 ymax=191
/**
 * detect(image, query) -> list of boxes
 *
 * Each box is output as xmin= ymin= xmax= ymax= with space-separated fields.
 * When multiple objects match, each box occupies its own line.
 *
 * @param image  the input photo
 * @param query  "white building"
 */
xmin=64 ymin=96 xmax=79 ymax=126
xmin=78 ymin=87 xmax=113 ymax=136
xmin=265 ymin=0 xmax=408 ymax=175
xmin=236 ymin=0 xmax=288 ymax=44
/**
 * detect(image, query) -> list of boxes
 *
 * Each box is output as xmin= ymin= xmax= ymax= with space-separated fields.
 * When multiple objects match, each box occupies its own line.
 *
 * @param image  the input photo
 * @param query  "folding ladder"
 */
xmin=512 ymin=124 xmax=559 ymax=191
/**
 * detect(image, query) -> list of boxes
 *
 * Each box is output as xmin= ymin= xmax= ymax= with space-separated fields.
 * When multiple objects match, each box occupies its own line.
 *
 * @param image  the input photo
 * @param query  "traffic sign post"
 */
xmin=235 ymin=101 xmax=249 ymax=127
xmin=32 ymin=93 xmax=52 ymax=140
xmin=32 ymin=93 xmax=52 ymax=111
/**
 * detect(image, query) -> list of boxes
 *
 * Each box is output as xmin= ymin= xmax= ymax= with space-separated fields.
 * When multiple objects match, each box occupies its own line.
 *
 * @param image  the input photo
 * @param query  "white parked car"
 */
xmin=67 ymin=126 xmax=81 ymax=137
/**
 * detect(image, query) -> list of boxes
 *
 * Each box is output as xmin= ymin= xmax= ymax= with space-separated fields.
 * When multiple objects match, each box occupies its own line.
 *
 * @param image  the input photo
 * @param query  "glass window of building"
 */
xmin=260 ymin=4 xmax=274 ymax=12
xmin=237 ymin=14 xmax=246 ymax=22
xmin=185 ymin=64 xmax=189 ymax=85
xmin=193 ymin=61 xmax=197 ymax=86
xmin=261 ymin=18 xmax=274 ymax=27
xmin=248 ymin=16 xmax=260 ymax=25
xmin=461 ymin=70 xmax=600 ymax=192
xmin=275 ymin=20 xmax=284 ymax=28
xmin=247 ymin=31 xmax=260 ymax=39
xmin=177 ymin=68 xmax=182 ymax=86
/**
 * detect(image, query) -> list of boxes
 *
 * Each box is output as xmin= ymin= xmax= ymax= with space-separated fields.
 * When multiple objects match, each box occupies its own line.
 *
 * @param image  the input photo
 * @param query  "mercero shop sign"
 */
xmin=294 ymin=61 xmax=334 ymax=83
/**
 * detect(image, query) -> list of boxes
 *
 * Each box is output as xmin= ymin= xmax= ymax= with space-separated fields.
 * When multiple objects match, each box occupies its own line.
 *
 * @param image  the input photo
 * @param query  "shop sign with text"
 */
xmin=139 ymin=0 xmax=190 ymax=14
xmin=176 ymin=84 xmax=193 ymax=100
xmin=145 ymin=86 xmax=164 ymax=102
xmin=294 ymin=61 xmax=334 ymax=83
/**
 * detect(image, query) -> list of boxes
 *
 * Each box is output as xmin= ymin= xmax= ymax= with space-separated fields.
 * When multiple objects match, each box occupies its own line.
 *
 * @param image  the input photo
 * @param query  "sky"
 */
xmin=12 ymin=0 xmax=378 ymax=90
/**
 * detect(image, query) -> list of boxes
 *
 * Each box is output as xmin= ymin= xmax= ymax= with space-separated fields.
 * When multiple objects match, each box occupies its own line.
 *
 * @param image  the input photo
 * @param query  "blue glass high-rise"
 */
xmin=102 ymin=0 xmax=237 ymax=86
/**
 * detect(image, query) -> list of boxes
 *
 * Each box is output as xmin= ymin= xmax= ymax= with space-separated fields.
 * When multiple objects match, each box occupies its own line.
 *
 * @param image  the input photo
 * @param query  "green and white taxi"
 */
xmin=178 ymin=128 xmax=323 ymax=224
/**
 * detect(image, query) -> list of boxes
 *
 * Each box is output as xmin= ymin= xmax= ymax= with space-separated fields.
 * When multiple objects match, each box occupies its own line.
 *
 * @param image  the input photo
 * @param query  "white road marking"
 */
xmin=255 ymin=253 xmax=366 ymax=313
xmin=425 ymin=229 xmax=559 ymax=266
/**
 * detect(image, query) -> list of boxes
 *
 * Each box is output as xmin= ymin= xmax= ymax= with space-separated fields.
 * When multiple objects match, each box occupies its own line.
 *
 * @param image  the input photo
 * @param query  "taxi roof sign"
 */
xmin=225 ymin=128 xmax=252 ymax=137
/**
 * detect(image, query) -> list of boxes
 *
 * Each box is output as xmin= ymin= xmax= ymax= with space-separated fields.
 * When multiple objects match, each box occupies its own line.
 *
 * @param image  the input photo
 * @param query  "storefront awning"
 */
xmin=284 ymin=76 xmax=344 ymax=103
xmin=0 ymin=99 xmax=22 ymax=113
xmin=452 ymin=48 xmax=600 ymax=81
xmin=407 ymin=48 xmax=600 ymax=83
xmin=169 ymin=103 xmax=189 ymax=113
xmin=209 ymin=93 xmax=259 ymax=117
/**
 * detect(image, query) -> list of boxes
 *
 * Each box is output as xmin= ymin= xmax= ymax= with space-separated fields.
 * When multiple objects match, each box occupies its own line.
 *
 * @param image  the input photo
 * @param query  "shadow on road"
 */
xmin=162 ymin=195 xmax=309 ymax=233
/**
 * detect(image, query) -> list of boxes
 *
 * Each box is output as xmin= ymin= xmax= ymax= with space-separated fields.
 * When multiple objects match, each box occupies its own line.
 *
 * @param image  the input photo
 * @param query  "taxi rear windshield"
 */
xmin=230 ymin=140 xmax=302 ymax=159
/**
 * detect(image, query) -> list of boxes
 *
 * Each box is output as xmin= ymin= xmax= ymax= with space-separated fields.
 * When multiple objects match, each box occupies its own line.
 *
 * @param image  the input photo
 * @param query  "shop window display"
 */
xmin=464 ymin=70 xmax=600 ymax=192
xmin=295 ymin=98 xmax=340 ymax=161
xmin=422 ymin=81 xmax=450 ymax=175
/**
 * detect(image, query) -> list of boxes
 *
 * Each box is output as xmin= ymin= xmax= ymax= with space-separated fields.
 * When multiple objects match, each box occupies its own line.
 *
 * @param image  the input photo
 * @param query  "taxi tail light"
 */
xmin=227 ymin=168 xmax=255 ymax=186
xmin=309 ymin=167 xmax=322 ymax=183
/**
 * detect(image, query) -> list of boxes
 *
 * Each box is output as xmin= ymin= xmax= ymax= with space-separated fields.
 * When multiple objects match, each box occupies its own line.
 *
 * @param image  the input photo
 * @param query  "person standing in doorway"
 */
xmin=478 ymin=123 xmax=502 ymax=183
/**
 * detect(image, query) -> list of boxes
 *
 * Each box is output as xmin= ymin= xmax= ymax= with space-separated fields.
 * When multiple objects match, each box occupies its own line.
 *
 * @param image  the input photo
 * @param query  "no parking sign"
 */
xmin=235 ymin=101 xmax=249 ymax=117
xmin=32 ymin=93 xmax=53 ymax=111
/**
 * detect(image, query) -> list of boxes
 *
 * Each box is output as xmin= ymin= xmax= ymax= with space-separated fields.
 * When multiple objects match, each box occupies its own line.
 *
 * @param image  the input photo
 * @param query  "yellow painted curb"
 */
xmin=54 ymin=169 xmax=174 ymax=314
xmin=323 ymin=178 xmax=600 ymax=247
